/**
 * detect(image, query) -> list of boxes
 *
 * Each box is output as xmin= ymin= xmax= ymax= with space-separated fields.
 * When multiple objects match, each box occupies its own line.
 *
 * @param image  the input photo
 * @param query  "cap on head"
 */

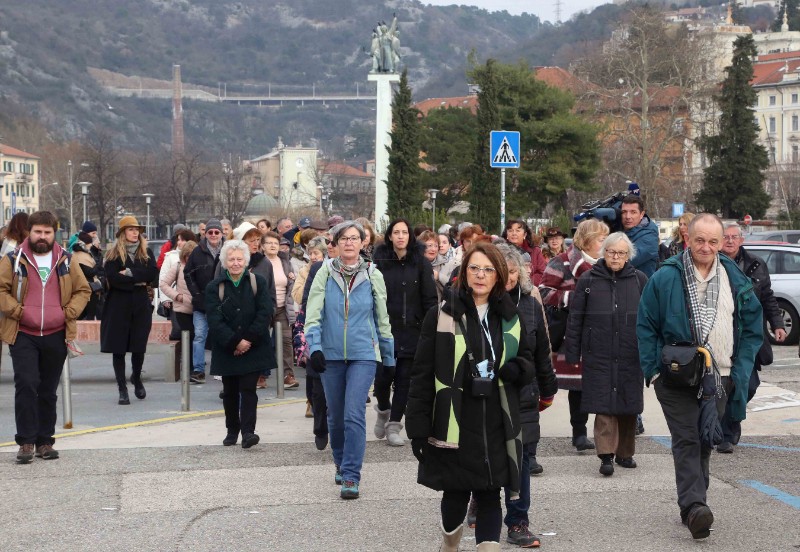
xmin=81 ymin=221 xmax=97 ymax=234
xmin=298 ymin=217 xmax=312 ymax=228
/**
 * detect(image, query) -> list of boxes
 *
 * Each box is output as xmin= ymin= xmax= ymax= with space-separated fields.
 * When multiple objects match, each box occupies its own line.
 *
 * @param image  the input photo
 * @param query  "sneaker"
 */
xmin=340 ymin=480 xmax=360 ymax=499
xmin=529 ymin=456 xmax=544 ymax=475
xmin=257 ymin=375 xmax=267 ymax=389
xmin=16 ymin=444 xmax=34 ymax=464
xmin=716 ymin=441 xmax=734 ymax=454
xmin=213 ymin=375 xmax=222 ymax=381
xmin=599 ymin=455 xmax=614 ymax=476
xmin=190 ymin=372 xmax=205 ymax=384
xmin=615 ymin=456 xmax=637 ymax=468
xmin=687 ymin=504 xmax=714 ymax=539
xmin=34 ymin=444 xmax=59 ymax=460
xmin=284 ymin=374 xmax=299 ymax=388
xmin=466 ymin=495 xmax=477 ymax=528
xmin=507 ymin=523 xmax=541 ymax=547
xmin=334 ymin=465 xmax=342 ymax=485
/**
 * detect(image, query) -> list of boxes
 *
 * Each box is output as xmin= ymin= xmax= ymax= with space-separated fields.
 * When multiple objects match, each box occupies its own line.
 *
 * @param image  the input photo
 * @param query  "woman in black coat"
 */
xmin=100 ymin=216 xmax=158 ymax=406
xmin=564 ymin=232 xmax=647 ymax=476
xmin=372 ymin=218 xmax=438 ymax=447
xmin=206 ymin=240 xmax=274 ymax=449
xmin=406 ymin=242 xmax=536 ymax=551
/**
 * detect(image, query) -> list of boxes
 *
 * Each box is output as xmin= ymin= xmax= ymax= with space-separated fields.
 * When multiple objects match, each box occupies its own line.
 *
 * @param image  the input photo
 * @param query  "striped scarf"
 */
xmin=682 ymin=249 xmax=719 ymax=347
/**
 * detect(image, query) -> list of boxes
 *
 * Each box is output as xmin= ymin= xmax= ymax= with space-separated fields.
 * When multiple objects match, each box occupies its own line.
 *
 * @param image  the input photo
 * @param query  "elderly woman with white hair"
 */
xmin=205 ymin=240 xmax=275 ymax=449
xmin=564 ymin=232 xmax=648 ymax=476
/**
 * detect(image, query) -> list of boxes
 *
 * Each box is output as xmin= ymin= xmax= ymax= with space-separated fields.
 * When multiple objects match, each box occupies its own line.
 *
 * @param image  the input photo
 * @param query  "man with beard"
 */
xmin=0 ymin=211 xmax=90 ymax=464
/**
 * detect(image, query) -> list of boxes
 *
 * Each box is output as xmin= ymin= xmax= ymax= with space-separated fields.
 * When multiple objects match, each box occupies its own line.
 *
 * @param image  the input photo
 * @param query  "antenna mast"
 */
xmin=554 ymin=0 xmax=562 ymax=24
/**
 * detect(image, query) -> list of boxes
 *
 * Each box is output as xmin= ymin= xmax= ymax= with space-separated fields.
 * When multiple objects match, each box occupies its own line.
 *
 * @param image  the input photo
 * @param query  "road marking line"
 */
xmin=650 ymin=437 xmax=800 ymax=452
xmin=740 ymin=480 xmax=800 ymax=510
xmin=0 ymin=398 xmax=306 ymax=448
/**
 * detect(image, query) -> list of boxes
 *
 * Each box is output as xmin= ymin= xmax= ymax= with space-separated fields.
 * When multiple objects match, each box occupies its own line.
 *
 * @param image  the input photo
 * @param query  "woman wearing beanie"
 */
xmin=71 ymin=231 xmax=105 ymax=320
xmin=100 ymin=216 xmax=158 ymax=405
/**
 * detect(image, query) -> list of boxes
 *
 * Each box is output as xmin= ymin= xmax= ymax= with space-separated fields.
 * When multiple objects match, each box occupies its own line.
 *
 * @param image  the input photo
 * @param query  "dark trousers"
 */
xmin=221 ymin=371 xmax=260 ymax=436
xmin=504 ymin=443 xmax=531 ymax=528
xmin=175 ymin=312 xmax=195 ymax=371
xmin=442 ymin=488 xmax=502 ymax=544
xmin=720 ymin=365 xmax=760 ymax=444
xmin=373 ymin=356 xmax=412 ymax=422
xmin=311 ymin=377 xmax=328 ymax=438
xmin=654 ymin=376 xmax=731 ymax=519
xmin=10 ymin=330 xmax=67 ymax=446
xmin=568 ymin=389 xmax=589 ymax=438
xmin=113 ymin=352 xmax=145 ymax=391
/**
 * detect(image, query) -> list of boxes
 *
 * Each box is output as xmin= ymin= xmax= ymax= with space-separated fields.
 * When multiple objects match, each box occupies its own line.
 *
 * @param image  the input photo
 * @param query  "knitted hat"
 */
xmin=116 ymin=215 xmax=145 ymax=238
xmin=172 ymin=223 xmax=187 ymax=235
xmin=233 ymin=221 xmax=257 ymax=240
xmin=81 ymin=221 xmax=97 ymax=233
xmin=205 ymin=218 xmax=223 ymax=233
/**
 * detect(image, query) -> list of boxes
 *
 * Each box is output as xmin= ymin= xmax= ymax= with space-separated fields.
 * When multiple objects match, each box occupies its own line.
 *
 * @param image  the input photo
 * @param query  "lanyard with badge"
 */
xmin=457 ymin=310 xmax=495 ymax=399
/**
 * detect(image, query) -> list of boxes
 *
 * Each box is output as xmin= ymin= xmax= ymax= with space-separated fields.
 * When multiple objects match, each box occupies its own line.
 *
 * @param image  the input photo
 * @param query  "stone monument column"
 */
xmin=368 ymin=72 xmax=400 ymax=227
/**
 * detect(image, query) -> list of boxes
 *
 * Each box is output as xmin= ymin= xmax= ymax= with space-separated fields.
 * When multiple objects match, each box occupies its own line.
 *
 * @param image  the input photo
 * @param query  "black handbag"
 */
xmin=660 ymin=342 xmax=705 ymax=387
xmin=544 ymin=305 xmax=568 ymax=351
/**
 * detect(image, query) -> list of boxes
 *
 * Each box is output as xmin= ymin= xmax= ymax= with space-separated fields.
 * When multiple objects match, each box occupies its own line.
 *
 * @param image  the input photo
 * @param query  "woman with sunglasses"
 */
xmin=406 ymin=242 xmax=536 ymax=551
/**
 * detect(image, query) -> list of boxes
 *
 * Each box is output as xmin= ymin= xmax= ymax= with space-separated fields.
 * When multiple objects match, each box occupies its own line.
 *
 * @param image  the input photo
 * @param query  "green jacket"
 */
xmin=636 ymin=254 xmax=763 ymax=421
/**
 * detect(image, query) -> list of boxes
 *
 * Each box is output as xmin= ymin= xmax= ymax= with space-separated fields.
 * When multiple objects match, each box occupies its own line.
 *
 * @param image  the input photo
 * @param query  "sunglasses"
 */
xmin=206 ymin=230 xmax=221 ymax=235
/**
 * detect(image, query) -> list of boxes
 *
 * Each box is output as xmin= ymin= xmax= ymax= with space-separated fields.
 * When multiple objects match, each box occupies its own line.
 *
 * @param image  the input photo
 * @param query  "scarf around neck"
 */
xmin=331 ymin=256 xmax=363 ymax=277
xmin=682 ymin=249 xmax=720 ymax=348
xmin=125 ymin=242 xmax=139 ymax=261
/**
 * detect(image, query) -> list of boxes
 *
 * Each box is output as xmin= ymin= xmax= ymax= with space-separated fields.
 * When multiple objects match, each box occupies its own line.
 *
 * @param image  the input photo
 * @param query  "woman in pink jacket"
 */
xmin=160 ymin=241 xmax=198 ymax=369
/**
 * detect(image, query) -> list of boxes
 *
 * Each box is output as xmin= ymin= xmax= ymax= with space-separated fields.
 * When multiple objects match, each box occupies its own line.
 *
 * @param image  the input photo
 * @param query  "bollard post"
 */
xmin=275 ymin=320 xmax=285 ymax=399
xmin=181 ymin=330 xmax=191 ymax=411
xmin=61 ymin=357 xmax=73 ymax=429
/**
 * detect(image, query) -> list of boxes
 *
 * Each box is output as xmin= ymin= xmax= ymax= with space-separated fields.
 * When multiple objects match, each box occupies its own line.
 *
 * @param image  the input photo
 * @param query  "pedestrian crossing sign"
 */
xmin=490 ymin=131 xmax=520 ymax=169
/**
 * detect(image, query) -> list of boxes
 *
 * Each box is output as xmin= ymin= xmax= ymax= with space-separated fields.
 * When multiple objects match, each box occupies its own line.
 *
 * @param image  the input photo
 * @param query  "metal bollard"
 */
xmin=181 ymin=330 xmax=191 ymax=411
xmin=275 ymin=320 xmax=284 ymax=399
xmin=61 ymin=357 xmax=73 ymax=429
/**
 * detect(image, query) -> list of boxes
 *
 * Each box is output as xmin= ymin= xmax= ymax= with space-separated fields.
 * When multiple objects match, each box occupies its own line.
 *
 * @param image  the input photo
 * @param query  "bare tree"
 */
xmin=215 ymin=154 xmax=252 ymax=224
xmin=78 ymin=130 xmax=126 ymax=242
xmin=148 ymin=150 xmax=214 ymax=226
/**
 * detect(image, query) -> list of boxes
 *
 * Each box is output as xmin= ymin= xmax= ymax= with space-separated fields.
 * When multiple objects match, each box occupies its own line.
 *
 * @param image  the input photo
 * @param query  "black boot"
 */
xmin=114 ymin=362 xmax=130 ymax=405
xmin=131 ymin=371 xmax=146 ymax=400
xmin=118 ymin=389 xmax=130 ymax=405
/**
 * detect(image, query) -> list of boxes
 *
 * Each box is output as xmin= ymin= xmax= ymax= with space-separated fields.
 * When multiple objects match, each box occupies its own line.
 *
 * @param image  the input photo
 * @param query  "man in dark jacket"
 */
xmin=637 ymin=214 xmax=762 ymax=540
xmin=183 ymin=218 xmax=224 ymax=383
xmin=719 ymin=223 xmax=785 ymax=452
xmin=621 ymin=195 xmax=659 ymax=277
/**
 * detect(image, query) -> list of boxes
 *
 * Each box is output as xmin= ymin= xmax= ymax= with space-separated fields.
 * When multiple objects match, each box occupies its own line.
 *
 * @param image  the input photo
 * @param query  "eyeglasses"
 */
xmin=338 ymin=236 xmax=361 ymax=243
xmin=206 ymin=230 xmax=221 ymax=236
xmin=723 ymin=235 xmax=742 ymax=241
xmin=605 ymin=250 xmax=629 ymax=258
xmin=467 ymin=264 xmax=497 ymax=276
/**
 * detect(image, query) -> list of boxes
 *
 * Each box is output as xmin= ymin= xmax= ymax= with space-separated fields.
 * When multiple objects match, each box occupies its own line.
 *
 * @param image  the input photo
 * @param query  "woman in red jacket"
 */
xmin=501 ymin=219 xmax=546 ymax=286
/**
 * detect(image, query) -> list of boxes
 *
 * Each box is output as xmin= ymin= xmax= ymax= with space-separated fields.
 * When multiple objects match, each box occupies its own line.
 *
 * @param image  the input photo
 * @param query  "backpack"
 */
xmin=218 ymin=272 xmax=257 ymax=301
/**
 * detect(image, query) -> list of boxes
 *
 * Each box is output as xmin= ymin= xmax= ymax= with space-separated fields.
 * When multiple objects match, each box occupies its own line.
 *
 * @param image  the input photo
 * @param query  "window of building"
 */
xmin=793 ymin=145 xmax=799 ymax=162
xmin=769 ymin=117 xmax=777 ymax=133
xmin=770 ymin=95 xmax=777 ymax=106
xmin=794 ymin=116 xmax=799 ymax=131
xmin=2 ymin=161 xmax=13 ymax=173
xmin=770 ymin=146 xmax=777 ymax=159
xmin=793 ymin=93 xmax=799 ymax=104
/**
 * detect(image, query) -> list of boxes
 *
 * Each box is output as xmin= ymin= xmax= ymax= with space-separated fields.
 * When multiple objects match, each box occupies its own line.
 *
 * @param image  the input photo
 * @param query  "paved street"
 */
xmin=0 ymin=344 xmax=798 ymax=551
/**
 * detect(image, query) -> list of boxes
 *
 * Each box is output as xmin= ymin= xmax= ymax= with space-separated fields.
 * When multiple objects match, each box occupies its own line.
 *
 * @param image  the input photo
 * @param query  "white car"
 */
xmin=741 ymin=243 xmax=800 ymax=345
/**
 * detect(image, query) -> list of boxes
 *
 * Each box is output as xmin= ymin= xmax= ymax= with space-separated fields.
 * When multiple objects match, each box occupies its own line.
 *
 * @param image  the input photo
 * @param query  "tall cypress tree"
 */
xmin=696 ymin=35 xmax=770 ymax=219
xmin=468 ymin=58 xmax=501 ymax=231
xmin=386 ymin=68 xmax=424 ymax=220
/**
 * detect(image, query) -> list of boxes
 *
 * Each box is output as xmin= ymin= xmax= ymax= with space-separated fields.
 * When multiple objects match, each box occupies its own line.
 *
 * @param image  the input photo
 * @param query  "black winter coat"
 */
xmin=100 ymin=249 xmax=158 ymax=354
xmin=205 ymin=271 xmax=275 ymax=376
xmin=509 ymin=286 xmax=558 ymax=444
xmin=735 ymin=246 xmax=784 ymax=367
xmin=184 ymin=238 xmax=223 ymax=313
xmin=564 ymin=260 xmax=646 ymax=416
xmin=406 ymin=288 xmax=535 ymax=492
xmin=373 ymin=243 xmax=438 ymax=358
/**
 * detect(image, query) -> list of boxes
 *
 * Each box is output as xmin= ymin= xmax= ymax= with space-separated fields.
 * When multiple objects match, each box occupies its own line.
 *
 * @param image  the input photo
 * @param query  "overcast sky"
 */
xmin=423 ymin=0 xmax=609 ymax=24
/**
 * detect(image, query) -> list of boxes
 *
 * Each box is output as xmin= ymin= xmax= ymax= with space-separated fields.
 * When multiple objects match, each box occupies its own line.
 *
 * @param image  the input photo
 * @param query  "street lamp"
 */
xmin=67 ymin=160 xmax=73 ymax=235
xmin=78 ymin=182 xmax=92 ymax=226
xmin=142 ymin=193 xmax=154 ymax=238
xmin=429 ymin=189 xmax=439 ymax=231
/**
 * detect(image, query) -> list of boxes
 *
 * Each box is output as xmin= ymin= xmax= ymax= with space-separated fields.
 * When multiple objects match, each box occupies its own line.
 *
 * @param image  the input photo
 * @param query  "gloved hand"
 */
xmin=538 ymin=396 xmax=554 ymax=412
xmin=497 ymin=359 xmax=521 ymax=383
xmin=308 ymin=351 xmax=327 ymax=374
xmin=411 ymin=438 xmax=425 ymax=463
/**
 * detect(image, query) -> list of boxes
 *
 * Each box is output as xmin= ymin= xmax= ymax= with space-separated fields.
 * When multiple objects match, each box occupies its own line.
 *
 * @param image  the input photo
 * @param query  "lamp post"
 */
xmin=429 ymin=189 xmax=439 ymax=231
xmin=67 ymin=160 xmax=73 ymax=235
xmin=142 ymin=193 xmax=154 ymax=238
xmin=317 ymin=185 xmax=324 ymax=216
xmin=78 ymin=182 xmax=92 ymax=226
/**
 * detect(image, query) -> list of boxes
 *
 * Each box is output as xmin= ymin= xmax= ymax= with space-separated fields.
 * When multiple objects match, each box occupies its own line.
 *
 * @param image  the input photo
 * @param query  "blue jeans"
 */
xmin=320 ymin=360 xmax=377 ymax=483
xmin=504 ymin=443 xmax=531 ymax=528
xmin=192 ymin=311 xmax=209 ymax=375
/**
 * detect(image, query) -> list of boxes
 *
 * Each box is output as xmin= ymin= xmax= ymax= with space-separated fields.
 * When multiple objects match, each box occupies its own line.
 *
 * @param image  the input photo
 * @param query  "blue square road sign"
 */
xmin=490 ymin=131 xmax=520 ymax=169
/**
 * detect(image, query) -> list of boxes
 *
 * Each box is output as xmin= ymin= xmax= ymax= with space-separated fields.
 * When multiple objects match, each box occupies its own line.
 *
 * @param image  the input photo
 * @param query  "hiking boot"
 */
xmin=241 ymin=433 xmax=260 ymax=449
xmin=687 ymin=504 xmax=714 ymax=539
xmin=716 ymin=441 xmax=734 ymax=454
xmin=334 ymin=465 xmax=342 ymax=485
xmin=466 ymin=495 xmax=477 ymax=528
xmin=283 ymin=374 xmax=299 ymax=388
xmin=507 ymin=522 xmax=541 ymax=547
xmin=529 ymin=456 xmax=543 ymax=475
xmin=599 ymin=454 xmax=614 ymax=476
xmin=257 ymin=375 xmax=267 ymax=389
xmin=574 ymin=435 xmax=595 ymax=451
xmin=340 ymin=480 xmax=359 ymax=499
xmin=190 ymin=372 xmax=205 ymax=384
xmin=615 ymin=456 xmax=637 ymax=468
xmin=16 ymin=444 xmax=34 ymax=464
xmin=35 ymin=444 xmax=59 ymax=460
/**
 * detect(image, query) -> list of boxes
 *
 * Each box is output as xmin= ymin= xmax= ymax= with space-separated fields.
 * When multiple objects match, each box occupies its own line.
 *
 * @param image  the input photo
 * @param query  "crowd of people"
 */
xmin=1 ymin=198 xmax=784 ymax=549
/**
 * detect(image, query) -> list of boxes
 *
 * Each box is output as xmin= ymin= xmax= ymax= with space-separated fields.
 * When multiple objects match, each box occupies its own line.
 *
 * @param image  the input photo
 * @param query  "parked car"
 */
xmin=741 ymin=243 xmax=800 ymax=345
xmin=745 ymin=230 xmax=800 ymax=244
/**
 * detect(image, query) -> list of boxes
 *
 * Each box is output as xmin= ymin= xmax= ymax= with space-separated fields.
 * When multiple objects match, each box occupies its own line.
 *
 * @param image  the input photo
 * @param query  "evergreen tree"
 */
xmin=386 ymin=69 xmax=425 ymax=220
xmin=469 ymin=57 xmax=502 ymax=231
xmin=696 ymin=35 xmax=770 ymax=219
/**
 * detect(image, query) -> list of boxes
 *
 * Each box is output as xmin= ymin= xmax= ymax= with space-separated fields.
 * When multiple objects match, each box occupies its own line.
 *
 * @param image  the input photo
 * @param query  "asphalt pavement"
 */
xmin=0 ymin=344 xmax=798 ymax=551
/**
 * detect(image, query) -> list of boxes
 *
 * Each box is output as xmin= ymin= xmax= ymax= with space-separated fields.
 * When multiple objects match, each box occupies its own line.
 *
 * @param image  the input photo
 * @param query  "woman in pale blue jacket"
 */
xmin=305 ymin=220 xmax=394 ymax=500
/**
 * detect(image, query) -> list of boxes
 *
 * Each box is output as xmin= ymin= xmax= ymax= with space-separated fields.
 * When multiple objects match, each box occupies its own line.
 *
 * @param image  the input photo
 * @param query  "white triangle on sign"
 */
xmin=493 ymin=137 xmax=518 ymax=164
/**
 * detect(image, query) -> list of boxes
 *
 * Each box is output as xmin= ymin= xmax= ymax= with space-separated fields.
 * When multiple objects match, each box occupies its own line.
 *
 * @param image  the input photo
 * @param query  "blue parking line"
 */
xmin=740 ymin=480 xmax=800 ymax=510
xmin=736 ymin=443 xmax=800 ymax=452
xmin=650 ymin=436 xmax=671 ymax=448
xmin=782 ymin=418 xmax=800 ymax=423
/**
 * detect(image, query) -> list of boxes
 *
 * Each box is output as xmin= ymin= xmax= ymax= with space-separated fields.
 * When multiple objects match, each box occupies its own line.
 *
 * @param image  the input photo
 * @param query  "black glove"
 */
xmin=411 ymin=438 xmax=425 ymax=463
xmin=497 ymin=358 xmax=521 ymax=383
xmin=308 ymin=351 xmax=326 ymax=374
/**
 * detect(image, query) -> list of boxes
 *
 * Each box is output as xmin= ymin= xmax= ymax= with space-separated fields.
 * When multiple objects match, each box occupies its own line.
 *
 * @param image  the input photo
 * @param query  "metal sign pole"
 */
xmin=275 ymin=321 xmax=285 ymax=399
xmin=500 ymin=168 xmax=506 ymax=231
xmin=181 ymin=330 xmax=191 ymax=411
xmin=61 ymin=357 xmax=73 ymax=429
